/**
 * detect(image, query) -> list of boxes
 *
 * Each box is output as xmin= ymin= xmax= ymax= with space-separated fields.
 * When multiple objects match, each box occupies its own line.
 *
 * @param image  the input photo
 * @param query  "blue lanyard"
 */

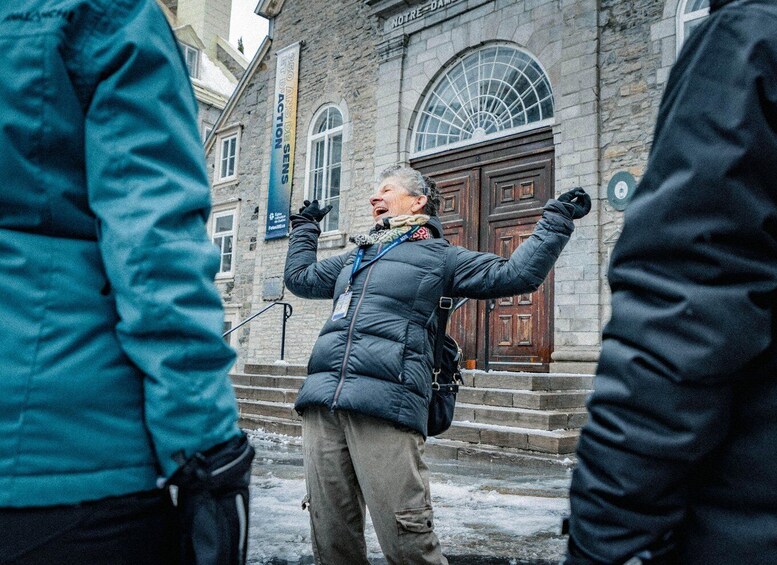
xmin=349 ymin=226 xmax=419 ymax=288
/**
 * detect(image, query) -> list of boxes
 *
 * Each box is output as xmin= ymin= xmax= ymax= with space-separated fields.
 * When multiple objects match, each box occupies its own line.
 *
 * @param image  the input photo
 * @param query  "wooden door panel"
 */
xmin=486 ymin=219 xmax=550 ymax=366
xmin=434 ymin=169 xmax=479 ymax=362
xmin=481 ymin=155 xmax=554 ymax=370
xmin=487 ymin=160 xmax=551 ymax=219
xmin=412 ymin=131 xmax=555 ymax=371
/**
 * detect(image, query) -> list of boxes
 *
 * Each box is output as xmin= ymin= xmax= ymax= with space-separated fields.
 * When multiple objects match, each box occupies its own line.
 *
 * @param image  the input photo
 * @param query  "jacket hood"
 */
xmin=426 ymin=215 xmax=445 ymax=239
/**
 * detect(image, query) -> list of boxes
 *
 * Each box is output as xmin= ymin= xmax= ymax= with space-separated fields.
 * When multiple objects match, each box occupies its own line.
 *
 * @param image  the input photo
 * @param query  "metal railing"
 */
xmin=484 ymin=298 xmax=496 ymax=372
xmin=223 ymin=301 xmax=293 ymax=360
xmin=451 ymin=297 xmax=495 ymax=372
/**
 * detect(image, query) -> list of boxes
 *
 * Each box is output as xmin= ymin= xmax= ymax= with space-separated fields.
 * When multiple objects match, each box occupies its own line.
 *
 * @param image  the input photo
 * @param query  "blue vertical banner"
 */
xmin=265 ymin=43 xmax=301 ymax=240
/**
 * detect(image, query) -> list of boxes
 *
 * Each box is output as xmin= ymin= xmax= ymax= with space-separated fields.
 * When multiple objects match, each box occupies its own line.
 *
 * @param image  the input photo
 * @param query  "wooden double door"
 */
xmin=412 ymin=129 xmax=554 ymax=371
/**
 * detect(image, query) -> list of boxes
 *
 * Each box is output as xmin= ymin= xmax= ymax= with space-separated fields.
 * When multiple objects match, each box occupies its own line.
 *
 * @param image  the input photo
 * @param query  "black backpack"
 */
xmin=427 ymin=245 xmax=463 ymax=437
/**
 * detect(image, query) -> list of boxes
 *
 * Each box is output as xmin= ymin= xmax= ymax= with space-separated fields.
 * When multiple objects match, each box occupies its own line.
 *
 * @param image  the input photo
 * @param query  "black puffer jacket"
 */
xmin=567 ymin=1 xmax=777 ymax=563
xmin=284 ymin=202 xmax=574 ymax=437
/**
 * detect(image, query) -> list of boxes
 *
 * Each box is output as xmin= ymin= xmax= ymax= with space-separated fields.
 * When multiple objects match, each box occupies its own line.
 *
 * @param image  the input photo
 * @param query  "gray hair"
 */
xmin=377 ymin=165 xmax=440 ymax=216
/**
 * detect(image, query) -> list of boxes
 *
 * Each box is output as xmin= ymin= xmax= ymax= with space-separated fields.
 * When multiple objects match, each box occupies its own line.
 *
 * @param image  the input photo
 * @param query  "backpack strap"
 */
xmin=433 ymin=245 xmax=457 ymax=381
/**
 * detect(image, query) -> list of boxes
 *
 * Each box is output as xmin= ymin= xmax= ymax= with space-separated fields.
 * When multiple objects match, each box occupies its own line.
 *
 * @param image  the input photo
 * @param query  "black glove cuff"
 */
xmin=290 ymin=213 xmax=320 ymax=231
xmin=169 ymin=433 xmax=255 ymax=492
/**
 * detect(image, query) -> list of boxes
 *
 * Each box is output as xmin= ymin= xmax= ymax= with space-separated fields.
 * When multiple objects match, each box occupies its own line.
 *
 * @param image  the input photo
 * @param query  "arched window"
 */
xmin=677 ymin=0 xmax=710 ymax=52
xmin=306 ymin=106 xmax=343 ymax=232
xmin=413 ymin=45 xmax=554 ymax=155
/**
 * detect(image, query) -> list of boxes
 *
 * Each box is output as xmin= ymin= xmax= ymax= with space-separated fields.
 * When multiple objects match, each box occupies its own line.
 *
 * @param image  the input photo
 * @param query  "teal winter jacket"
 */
xmin=0 ymin=0 xmax=240 ymax=507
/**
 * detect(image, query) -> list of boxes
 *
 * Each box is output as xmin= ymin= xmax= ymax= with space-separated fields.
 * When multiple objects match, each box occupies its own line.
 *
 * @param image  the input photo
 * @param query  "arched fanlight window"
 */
xmin=413 ymin=45 xmax=554 ymax=155
xmin=677 ymin=0 xmax=710 ymax=52
xmin=306 ymin=106 xmax=343 ymax=232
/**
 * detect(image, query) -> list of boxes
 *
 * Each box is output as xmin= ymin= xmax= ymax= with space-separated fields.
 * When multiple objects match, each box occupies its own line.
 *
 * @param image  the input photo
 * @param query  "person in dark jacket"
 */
xmin=0 ymin=1 xmax=253 ymax=563
xmin=565 ymin=0 xmax=777 ymax=563
xmin=285 ymin=165 xmax=590 ymax=564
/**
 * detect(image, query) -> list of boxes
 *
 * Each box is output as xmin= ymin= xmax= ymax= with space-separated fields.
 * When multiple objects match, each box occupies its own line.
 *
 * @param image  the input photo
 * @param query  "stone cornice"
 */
xmin=366 ymin=0 xmax=418 ymax=19
xmin=377 ymin=34 xmax=408 ymax=63
xmin=256 ymin=0 xmax=287 ymax=18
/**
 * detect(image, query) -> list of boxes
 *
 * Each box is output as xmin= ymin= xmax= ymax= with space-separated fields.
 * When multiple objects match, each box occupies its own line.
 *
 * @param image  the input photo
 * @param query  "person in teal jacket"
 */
xmin=0 ymin=0 xmax=253 ymax=563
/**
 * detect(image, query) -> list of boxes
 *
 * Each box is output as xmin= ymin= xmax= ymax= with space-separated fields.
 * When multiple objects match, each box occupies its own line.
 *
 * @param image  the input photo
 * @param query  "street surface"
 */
xmin=247 ymin=431 xmax=571 ymax=564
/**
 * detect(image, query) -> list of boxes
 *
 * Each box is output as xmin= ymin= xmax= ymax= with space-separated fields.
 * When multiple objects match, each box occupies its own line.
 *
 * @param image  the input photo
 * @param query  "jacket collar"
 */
xmin=426 ymin=215 xmax=445 ymax=239
xmin=710 ymin=0 xmax=735 ymax=10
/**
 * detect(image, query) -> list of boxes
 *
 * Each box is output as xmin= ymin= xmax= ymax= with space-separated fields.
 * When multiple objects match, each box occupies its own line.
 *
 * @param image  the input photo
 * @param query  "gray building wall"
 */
xmin=206 ymin=0 xmax=694 ymax=372
xmin=209 ymin=0 xmax=383 ymax=368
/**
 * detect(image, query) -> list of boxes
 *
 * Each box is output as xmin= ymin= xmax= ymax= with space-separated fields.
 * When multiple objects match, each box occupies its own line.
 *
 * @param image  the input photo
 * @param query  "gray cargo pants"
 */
xmin=302 ymin=406 xmax=448 ymax=565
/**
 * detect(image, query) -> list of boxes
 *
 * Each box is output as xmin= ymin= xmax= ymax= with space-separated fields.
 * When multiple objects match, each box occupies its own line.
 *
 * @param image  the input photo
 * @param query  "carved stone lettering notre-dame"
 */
xmin=389 ymin=0 xmax=460 ymax=29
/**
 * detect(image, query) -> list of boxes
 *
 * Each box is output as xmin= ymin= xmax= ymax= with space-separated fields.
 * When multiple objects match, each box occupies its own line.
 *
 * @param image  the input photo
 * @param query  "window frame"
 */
xmin=210 ymin=205 xmax=238 ymax=279
xmin=214 ymin=125 xmax=241 ymax=184
xmin=180 ymin=42 xmax=200 ymax=79
xmin=676 ymin=0 xmax=710 ymax=54
xmin=304 ymin=105 xmax=344 ymax=234
xmin=411 ymin=43 xmax=555 ymax=158
xmin=222 ymin=306 xmax=240 ymax=347
xmin=202 ymin=121 xmax=214 ymax=142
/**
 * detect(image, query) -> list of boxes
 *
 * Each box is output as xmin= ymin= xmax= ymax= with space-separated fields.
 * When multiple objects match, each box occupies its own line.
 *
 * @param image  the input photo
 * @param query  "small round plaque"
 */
xmin=607 ymin=171 xmax=636 ymax=211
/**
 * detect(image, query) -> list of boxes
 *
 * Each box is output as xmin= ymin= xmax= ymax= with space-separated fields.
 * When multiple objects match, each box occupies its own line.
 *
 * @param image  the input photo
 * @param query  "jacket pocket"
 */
xmin=395 ymin=506 xmax=435 ymax=534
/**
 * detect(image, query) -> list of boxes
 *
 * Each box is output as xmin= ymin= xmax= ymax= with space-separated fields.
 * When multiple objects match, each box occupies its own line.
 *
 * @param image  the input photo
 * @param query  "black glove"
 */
xmin=168 ymin=433 xmax=255 ymax=565
xmin=557 ymin=187 xmax=591 ymax=220
xmin=290 ymin=199 xmax=333 ymax=228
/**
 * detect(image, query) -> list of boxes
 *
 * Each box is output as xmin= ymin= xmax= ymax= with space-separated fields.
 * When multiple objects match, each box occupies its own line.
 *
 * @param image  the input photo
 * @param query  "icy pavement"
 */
xmin=246 ymin=431 xmax=571 ymax=565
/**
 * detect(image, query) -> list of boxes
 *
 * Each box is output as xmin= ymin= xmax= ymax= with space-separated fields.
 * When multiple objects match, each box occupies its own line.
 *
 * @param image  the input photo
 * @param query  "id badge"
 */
xmin=331 ymin=290 xmax=353 ymax=321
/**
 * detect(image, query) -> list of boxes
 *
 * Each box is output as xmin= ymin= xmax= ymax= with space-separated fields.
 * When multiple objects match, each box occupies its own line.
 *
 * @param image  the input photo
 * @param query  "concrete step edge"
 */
xmin=229 ymin=371 xmax=306 ymax=382
xmin=243 ymin=364 xmax=308 ymax=376
xmin=237 ymin=398 xmax=295 ymax=408
xmin=450 ymin=420 xmax=579 ymax=437
xmin=455 ymin=402 xmax=588 ymax=415
xmin=233 ymin=384 xmax=299 ymax=393
xmin=463 ymin=370 xmax=593 ymax=378
xmin=239 ymin=414 xmax=301 ymax=427
xmin=425 ymin=437 xmax=577 ymax=469
xmin=459 ymin=386 xmax=591 ymax=395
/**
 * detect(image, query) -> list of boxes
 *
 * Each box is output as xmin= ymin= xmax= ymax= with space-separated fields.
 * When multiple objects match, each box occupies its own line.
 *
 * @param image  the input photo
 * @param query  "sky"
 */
xmin=229 ymin=0 xmax=269 ymax=60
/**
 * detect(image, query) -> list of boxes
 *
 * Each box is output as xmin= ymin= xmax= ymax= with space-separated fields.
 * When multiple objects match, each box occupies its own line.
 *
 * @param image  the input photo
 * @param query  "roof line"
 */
xmin=205 ymin=34 xmax=272 ymax=152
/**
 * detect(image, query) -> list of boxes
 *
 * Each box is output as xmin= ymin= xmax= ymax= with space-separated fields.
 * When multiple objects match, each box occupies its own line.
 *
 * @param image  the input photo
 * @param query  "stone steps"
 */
xmin=232 ymin=383 xmax=298 ymax=404
xmin=244 ymin=363 xmax=307 ymax=376
xmin=453 ymin=402 xmax=587 ymax=430
xmin=457 ymin=387 xmax=589 ymax=410
xmin=238 ymin=398 xmax=300 ymax=421
xmin=232 ymin=363 xmax=593 ymax=460
xmin=465 ymin=371 xmax=593 ymax=391
xmin=238 ymin=414 xmax=301 ymax=437
xmin=438 ymin=421 xmax=580 ymax=454
xmin=232 ymin=372 xmax=306 ymax=390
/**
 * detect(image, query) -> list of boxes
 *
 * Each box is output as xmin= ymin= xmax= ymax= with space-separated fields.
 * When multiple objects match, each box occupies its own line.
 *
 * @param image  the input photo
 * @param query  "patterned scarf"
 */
xmin=349 ymin=214 xmax=433 ymax=247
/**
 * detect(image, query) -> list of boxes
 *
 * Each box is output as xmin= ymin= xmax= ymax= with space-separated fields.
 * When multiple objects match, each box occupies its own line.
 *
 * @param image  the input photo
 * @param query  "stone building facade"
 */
xmin=204 ymin=0 xmax=710 ymax=373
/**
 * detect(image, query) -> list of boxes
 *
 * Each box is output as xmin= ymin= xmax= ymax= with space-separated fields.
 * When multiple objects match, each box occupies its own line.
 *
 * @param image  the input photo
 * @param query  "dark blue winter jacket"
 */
xmin=285 ymin=204 xmax=574 ymax=437
xmin=567 ymin=0 xmax=777 ymax=562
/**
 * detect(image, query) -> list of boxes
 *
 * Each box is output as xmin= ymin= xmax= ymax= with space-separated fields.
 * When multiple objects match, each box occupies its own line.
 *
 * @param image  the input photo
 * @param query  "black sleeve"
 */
xmin=451 ymin=200 xmax=574 ymax=299
xmin=567 ymin=7 xmax=777 ymax=563
xmin=283 ymin=221 xmax=350 ymax=299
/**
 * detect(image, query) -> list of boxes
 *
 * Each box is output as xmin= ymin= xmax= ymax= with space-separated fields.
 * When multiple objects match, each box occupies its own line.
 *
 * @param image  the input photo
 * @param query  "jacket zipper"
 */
xmin=332 ymin=243 xmax=381 ymax=410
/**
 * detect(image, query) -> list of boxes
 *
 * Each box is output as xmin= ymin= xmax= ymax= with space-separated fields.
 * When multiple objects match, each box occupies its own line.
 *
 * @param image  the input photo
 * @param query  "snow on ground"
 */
xmin=246 ymin=431 xmax=570 ymax=564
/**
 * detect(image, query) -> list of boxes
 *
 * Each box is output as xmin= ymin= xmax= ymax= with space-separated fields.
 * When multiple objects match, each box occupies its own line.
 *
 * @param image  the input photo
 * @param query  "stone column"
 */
xmin=373 ymin=34 xmax=408 ymax=171
xmin=548 ymin=0 xmax=601 ymax=374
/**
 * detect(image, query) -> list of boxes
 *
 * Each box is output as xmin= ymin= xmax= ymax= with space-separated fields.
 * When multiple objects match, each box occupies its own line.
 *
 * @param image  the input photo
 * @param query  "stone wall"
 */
xmin=206 ymin=0 xmax=692 ymax=371
xmin=218 ymin=0 xmax=384 ymax=367
xmin=597 ymin=0 xmax=677 ymax=327
xmin=373 ymin=0 xmax=603 ymax=369
xmin=207 ymin=54 xmax=270 ymax=369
